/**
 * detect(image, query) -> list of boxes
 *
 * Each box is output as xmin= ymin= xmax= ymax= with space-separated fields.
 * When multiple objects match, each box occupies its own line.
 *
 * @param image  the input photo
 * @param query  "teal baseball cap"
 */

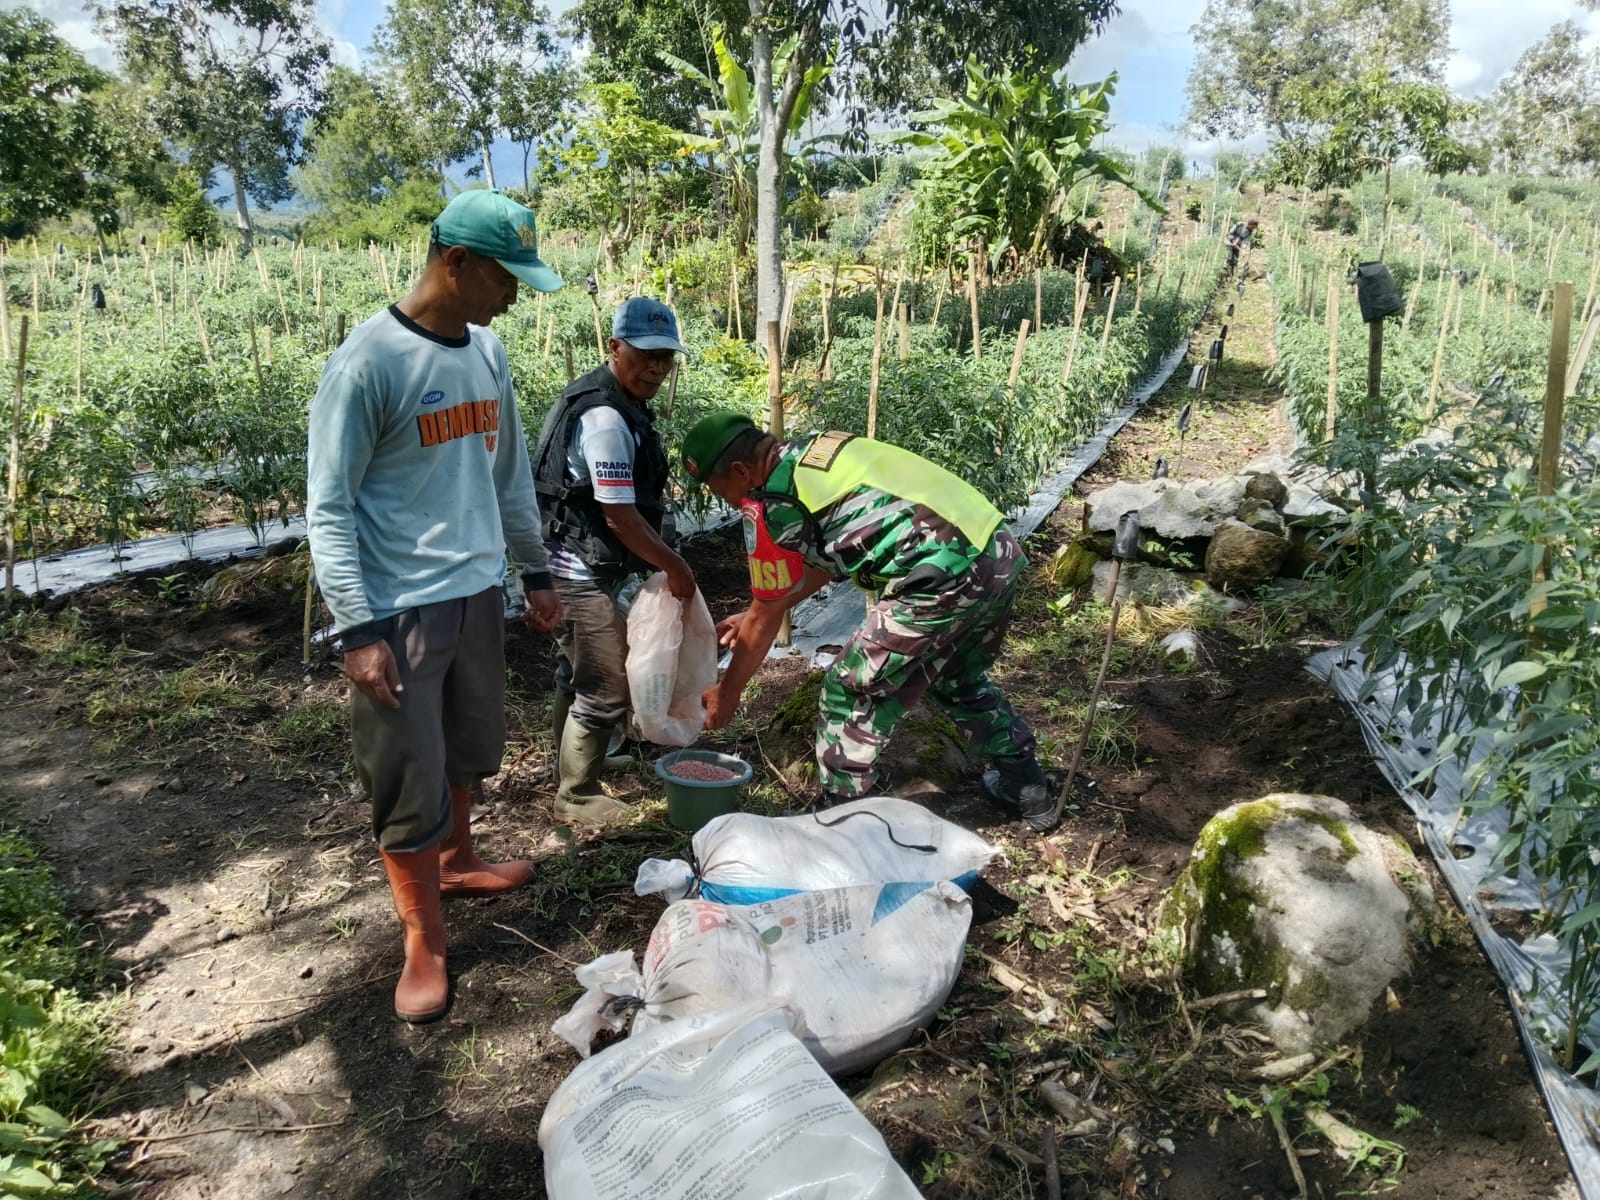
xmin=431 ymin=190 xmax=563 ymax=294
xmin=613 ymin=296 xmax=688 ymax=354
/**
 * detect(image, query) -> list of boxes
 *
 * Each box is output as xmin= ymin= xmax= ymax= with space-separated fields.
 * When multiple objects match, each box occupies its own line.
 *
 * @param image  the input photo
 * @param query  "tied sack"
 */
xmin=539 ymin=1003 xmax=920 ymax=1200
xmin=553 ymin=881 xmax=973 ymax=1076
xmin=625 ymin=572 xmax=718 ymax=746
xmin=634 ymin=796 xmax=999 ymax=905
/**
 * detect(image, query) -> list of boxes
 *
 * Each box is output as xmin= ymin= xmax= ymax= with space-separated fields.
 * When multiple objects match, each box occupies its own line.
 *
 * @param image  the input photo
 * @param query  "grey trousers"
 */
xmin=552 ymin=575 xmax=631 ymax=732
xmin=350 ymin=587 xmax=506 ymax=852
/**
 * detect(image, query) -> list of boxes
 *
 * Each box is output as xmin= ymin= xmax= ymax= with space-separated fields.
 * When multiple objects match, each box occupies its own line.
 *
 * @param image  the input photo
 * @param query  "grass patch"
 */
xmin=82 ymin=651 xmax=268 ymax=748
xmin=0 ymin=829 xmax=121 ymax=1195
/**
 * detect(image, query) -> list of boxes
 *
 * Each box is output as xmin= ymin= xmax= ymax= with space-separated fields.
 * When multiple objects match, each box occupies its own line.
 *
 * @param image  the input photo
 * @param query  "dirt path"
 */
xmin=0 ymin=251 xmax=1577 ymax=1199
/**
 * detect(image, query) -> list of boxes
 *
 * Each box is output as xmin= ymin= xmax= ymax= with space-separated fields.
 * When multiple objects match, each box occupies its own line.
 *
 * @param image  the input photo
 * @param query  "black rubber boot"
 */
xmin=979 ymin=755 xmax=1060 ymax=832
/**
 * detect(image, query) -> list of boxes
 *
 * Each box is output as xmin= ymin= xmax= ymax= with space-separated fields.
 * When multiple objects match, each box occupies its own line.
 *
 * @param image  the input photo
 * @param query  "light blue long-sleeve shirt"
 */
xmin=306 ymin=305 xmax=551 ymax=637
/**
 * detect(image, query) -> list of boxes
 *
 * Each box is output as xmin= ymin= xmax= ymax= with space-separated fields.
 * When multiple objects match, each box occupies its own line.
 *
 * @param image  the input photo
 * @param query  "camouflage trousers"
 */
xmin=817 ymin=529 xmax=1037 ymax=799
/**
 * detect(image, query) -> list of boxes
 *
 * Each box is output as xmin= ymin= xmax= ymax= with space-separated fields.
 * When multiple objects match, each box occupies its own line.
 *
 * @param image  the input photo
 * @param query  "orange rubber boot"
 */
xmin=378 ymin=845 xmax=448 ymax=1023
xmin=438 ymin=786 xmax=534 ymax=897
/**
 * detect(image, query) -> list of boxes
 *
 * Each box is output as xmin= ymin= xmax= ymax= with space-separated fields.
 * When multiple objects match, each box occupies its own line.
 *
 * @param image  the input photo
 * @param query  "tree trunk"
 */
xmin=749 ymin=2 xmax=783 ymax=339
xmin=1379 ymin=161 xmax=1392 ymax=259
xmin=231 ymin=163 xmax=254 ymax=251
xmin=480 ymin=132 xmax=498 ymax=190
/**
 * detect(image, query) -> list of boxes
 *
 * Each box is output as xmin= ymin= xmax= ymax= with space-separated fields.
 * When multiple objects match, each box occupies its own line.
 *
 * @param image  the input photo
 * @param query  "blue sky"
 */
xmin=28 ymin=0 xmax=1600 ymax=167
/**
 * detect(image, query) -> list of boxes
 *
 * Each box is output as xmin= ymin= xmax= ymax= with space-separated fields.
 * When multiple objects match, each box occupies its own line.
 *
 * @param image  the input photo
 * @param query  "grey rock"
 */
xmin=1235 ymin=499 xmax=1288 ymax=537
xmin=1242 ymin=472 xmax=1288 ymax=508
xmin=1164 ymin=793 xmax=1431 ymax=1053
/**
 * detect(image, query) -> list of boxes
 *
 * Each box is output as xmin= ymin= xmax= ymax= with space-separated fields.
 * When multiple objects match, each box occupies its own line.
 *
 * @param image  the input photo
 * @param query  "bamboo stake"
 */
xmin=276 ymin=280 xmax=291 ymax=337
xmin=1582 ymin=257 xmax=1600 ymax=326
xmin=248 ymin=323 xmax=263 ymax=390
xmin=1427 ymin=276 xmax=1457 ymax=418
xmin=543 ymin=315 xmax=556 ymax=360
xmin=1531 ymin=282 xmax=1573 ymax=628
xmin=1061 ymin=276 xmax=1088 ymax=383
xmin=1099 ymin=276 xmax=1121 ymax=350
xmin=1034 ymin=265 xmax=1043 ymax=331
xmin=195 ymin=307 xmax=214 ymax=364
xmin=867 ymin=273 xmax=885 ymax=439
xmin=966 ymin=251 xmax=982 ymax=360
xmin=0 ymin=267 xmax=10 ymax=361
xmin=897 ymin=304 xmax=909 ymax=360
xmin=5 ymin=316 xmax=27 ymax=609
xmin=1325 ymin=278 xmax=1338 ymax=440
xmin=1565 ymin=311 xmax=1600 ymax=397
xmin=1008 ymin=319 xmax=1030 ymax=390
xmin=1401 ymin=270 xmax=1420 ymax=331
xmin=74 ymin=317 xmax=83 ymax=405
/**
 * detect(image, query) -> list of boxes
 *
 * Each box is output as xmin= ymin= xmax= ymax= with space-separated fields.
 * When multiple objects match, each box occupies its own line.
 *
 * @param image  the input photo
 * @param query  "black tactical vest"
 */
xmin=531 ymin=363 xmax=670 ymax=577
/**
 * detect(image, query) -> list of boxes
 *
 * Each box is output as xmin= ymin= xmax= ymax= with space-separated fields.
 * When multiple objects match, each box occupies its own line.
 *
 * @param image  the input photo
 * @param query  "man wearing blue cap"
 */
xmin=530 ymin=296 xmax=694 ymax=827
xmin=307 ymin=189 xmax=564 ymax=1022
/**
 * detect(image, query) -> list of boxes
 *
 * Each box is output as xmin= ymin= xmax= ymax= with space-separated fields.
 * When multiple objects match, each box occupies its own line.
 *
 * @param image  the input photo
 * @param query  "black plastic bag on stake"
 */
xmin=1151 ymin=457 xmax=1169 ymax=479
xmin=1354 ymin=262 xmax=1403 ymax=323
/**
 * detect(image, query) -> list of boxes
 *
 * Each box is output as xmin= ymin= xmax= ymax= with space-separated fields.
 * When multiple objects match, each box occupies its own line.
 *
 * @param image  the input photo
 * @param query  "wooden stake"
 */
xmin=966 ymin=251 xmax=982 ymax=360
xmin=1034 ymin=265 xmax=1043 ymax=331
xmin=563 ymin=340 xmax=575 ymax=384
xmin=276 ymin=280 xmax=291 ymax=337
xmin=1565 ymin=311 xmax=1600 ymax=398
xmin=897 ymin=304 xmax=909 ymax=360
xmin=1099 ymin=276 xmax=1121 ymax=350
xmin=1008 ymin=319 xmax=1031 ymax=390
xmin=1532 ymin=282 xmax=1573 ymax=626
xmin=195 ymin=307 xmax=214 ymax=364
xmin=1427 ymin=276 xmax=1457 ymax=418
xmin=248 ymin=322 xmax=263 ymax=390
xmin=5 ymin=316 xmax=27 ymax=608
xmin=0 ymin=268 xmax=10 ymax=361
xmin=867 ymin=274 xmax=885 ymax=439
xmin=1061 ymin=277 xmax=1088 ymax=384
xmin=1325 ymin=278 xmax=1339 ymax=440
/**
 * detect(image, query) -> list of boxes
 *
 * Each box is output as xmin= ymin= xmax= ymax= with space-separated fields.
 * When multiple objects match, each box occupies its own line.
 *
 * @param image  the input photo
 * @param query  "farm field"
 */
xmin=2 ymin=164 xmax=1598 ymax=1198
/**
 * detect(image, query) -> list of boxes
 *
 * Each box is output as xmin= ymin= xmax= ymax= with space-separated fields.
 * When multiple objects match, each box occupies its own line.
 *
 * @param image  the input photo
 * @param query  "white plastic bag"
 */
xmin=625 ymin=572 xmax=718 ymax=746
xmin=638 ymin=883 xmax=971 ymax=1075
xmin=539 ymin=1003 xmax=921 ymax=1200
xmin=547 ymin=951 xmax=640 ymax=1059
xmin=634 ymin=796 xmax=999 ymax=905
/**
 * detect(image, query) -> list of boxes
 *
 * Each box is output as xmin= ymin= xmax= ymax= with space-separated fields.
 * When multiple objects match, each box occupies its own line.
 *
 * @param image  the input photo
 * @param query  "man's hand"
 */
xmin=344 ymin=641 xmax=402 ymax=709
xmin=714 ymin=611 xmax=746 ymax=649
xmin=665 ymin=553 xmax=696 ymax=601
xmin=522 ymin=587 xmax=564 ymax=632
xmin=702 ymin=681 xmax=736 ymax=731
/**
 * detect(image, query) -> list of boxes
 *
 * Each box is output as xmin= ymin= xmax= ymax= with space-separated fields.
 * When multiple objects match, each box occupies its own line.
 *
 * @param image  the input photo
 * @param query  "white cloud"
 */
xmin=1446 ymin=0 xmax=1598 ymax=95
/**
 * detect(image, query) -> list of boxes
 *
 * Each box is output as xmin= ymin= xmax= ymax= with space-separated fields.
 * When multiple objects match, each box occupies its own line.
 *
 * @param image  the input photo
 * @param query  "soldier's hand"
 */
xmin=714 ymin=611 xmax=746 ymax=649
xmin=523 ymin=587 xmax=564 ymax=633
xmin=344 ymin=641 xmax=402 ymax=709
xmin=665 ymin=554 xmax=696 ymax=601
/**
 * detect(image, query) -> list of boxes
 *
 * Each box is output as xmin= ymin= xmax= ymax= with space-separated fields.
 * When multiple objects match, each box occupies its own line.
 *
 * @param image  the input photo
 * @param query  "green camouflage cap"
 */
xmin=681 ymin=412 xmax=757 ymax=481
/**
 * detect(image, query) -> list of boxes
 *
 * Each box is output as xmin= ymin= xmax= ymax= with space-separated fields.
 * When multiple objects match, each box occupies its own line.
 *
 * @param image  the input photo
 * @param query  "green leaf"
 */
xmin=1489 ymin=661 xmax=1545 ymax=690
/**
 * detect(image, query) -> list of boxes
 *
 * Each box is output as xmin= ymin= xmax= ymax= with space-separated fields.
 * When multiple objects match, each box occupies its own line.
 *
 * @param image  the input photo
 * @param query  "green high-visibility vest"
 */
xmin=783 ymin=431 xmax=1004 ymax=554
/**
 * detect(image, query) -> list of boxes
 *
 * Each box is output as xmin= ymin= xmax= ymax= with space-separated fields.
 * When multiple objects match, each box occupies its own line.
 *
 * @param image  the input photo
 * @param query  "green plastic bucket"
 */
xmin=656 ymin=748 xmax=752 ymax=832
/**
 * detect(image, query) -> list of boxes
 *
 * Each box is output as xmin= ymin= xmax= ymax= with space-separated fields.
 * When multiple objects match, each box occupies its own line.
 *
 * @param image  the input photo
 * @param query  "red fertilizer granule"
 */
xmin=668 ymin=760 xmax=741 ymax=782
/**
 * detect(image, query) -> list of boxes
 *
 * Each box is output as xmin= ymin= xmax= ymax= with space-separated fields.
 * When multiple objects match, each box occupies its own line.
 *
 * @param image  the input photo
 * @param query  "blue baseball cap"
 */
xmin=431 ymin=190 xmax=563 ymax=294
xmin=613 ymin=296 xmax=688 ymax=355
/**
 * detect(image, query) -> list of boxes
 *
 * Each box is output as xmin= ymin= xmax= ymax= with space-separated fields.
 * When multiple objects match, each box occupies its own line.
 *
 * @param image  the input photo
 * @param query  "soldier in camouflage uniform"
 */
xmin=681 ymin=412 xmax=1058 ymax=831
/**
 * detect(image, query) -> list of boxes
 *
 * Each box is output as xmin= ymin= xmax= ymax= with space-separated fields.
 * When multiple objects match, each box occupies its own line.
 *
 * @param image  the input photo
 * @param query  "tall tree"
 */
xmin=295 ymin=65 xmax=431 ymax=212
xmin=568 ymin=0 xmax=750 ymax=129
xmin=373 ymin=0 xmax=565 ymax=190
xmin=95 ymin=0 xmax=330 ymax=249
xmin=536 ymin=82 xmax=682 ymax=272
xmin=1477 ymin=21 xmax=1600 ymax=176
xmin=743 ymin=0 xmax=1120 ymax=335
xmin=1185 ymin=0 xmax=1449 ymax=144
xmin=0 ymin=9 xmax=111 ymax=237
xmin=1279 ymin=68 xmax=1471 ymax=251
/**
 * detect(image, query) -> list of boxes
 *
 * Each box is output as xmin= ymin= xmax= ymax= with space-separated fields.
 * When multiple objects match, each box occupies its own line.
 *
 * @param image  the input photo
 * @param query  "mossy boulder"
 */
xmin=1161 ymin=793 xmax=1430 ymax=1053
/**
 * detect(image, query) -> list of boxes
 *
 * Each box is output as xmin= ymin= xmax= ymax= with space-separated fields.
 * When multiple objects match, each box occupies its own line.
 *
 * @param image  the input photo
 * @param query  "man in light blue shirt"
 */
xmin=307 ymin=189 xmax=563 ymax=1023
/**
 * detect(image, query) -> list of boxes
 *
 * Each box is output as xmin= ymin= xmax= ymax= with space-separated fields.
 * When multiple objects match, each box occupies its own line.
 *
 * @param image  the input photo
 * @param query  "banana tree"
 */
xmin=659 ymin=26 xmax=833 ymax=253
xmin=892 ymin=60 xmax=1158 ymax=273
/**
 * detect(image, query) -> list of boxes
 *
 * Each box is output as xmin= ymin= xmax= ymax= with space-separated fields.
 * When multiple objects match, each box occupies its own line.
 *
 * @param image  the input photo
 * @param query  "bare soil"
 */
xmin=0 ymin=252 xmax=1577 ymax=1199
